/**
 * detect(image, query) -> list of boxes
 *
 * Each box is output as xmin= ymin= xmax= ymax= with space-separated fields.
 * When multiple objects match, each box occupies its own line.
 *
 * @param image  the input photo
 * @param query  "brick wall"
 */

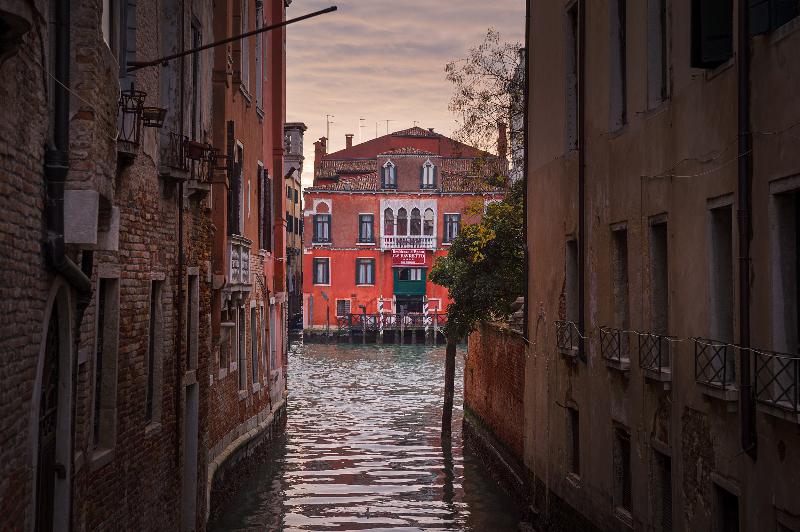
xmin=464 ymin=322 xmax=525 ymax=460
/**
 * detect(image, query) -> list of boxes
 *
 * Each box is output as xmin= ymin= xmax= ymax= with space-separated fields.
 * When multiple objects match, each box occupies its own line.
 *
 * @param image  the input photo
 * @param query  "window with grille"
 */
xmin=313 ymin=214 xmax=331 ymax=243
xmin=444 ymin=214 xmax=461 ymax=242
xmin=356 ymin=259 xmax=375 ymax=285
xmin=336 ymin=299 xmax=351 ymax=317
xmin=313 ymin=258 xmax=330 ymax=285
xmin=358 ymin=214 xmax=374 ymax=242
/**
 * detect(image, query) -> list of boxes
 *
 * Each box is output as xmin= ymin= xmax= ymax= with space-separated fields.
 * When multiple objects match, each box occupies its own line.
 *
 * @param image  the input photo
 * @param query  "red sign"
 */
xmin=392 ymin=248 xmax=427 ymax=266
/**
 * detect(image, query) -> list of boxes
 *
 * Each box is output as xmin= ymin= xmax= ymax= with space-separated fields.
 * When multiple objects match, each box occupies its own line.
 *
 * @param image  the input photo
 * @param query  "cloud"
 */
xmin=285 ymin=0 xmax=525 ymax=188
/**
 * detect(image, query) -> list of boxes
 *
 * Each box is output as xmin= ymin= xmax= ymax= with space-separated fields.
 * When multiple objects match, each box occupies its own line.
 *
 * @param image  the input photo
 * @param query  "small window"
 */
xmin=421 ymin=160 xmax=437 ymax=188
xmin=647 ymin=0 xmax=668 ymax=108
xmin=612 ymin=227 xmax=629 ymax=329
xmin=286 ymin=213 xmax=293 ymax=233
xmin=250 ymin=306 xmax=258 ymax=384
xmin=565 ymin=239 xmax=579 ymax=323
xmin=287 ymin=185 xmax=292 ymax=199
xmin=294 ymin=188 xmax=299 ymax=204
xmin=93 ymin=277 xmax=119 ymax=450
xmin=567 ymin=407 xmax=580 ymax=476
xmin=255 ymin=1 xmax=263 ymax=108
xmin=444 ymin=214 xmax=461 ymax=242
xmin=709 ymin=203 xmax=734 ymax=342
xmin=146 ymin=280 xmax=164 ymax=424
xmin=356 ymin=258 xmax=375 ymax=285
xmin=382 ymin=161 xmax=397 ymax=188
xmin=358 ymin=214 xmax=374 ymax=242
xmin=610 ymin=0 xmax=627 ymax=130
xmin=336 ymin=299 xmax=351 ymax=317
xmin=384 ymin=208 xmax=395 ymax=236
xmin=397 ymin=208 xmax=408 ymax=235
xmin=237 ymin=306 xmax=246 ymax=391
xmin=652 ymin=451 xmax=673 ymax=532
xmin=650 ymin=219 xmax=669 ymax=335
xmin=269 ymin=304 xmax=277 ymax=370
xmin=240 ymin=0 xmax=249 ymax=90
xmin=613 ymin=427 xmax=632 ymax=512
xmin=423 ymin=208 xmax=434 ymax=236
xmin=691 ymin=0 xmax=733 ymax=69
xmin=410 ymin=208 xmax=421 ymax=236
xmin=313 ymin=258 xmax=330 ymax=285
xmin=313 ymin=214 xmax=331 ymax=243
xmin=187 ymin=274 xmax=199 ymax=370
xmin=564 ymin=2 xmax=579 ymax=151
xmin=714 ymin=484 xmax=739 ymax=532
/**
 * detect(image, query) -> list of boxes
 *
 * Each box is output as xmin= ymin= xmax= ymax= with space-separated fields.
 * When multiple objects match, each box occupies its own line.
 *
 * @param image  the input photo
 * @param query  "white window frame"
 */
xmin=422 ymin=159 xmax=436 ymax=187
xmin=382 ymin=160 xmax=397 ymax=187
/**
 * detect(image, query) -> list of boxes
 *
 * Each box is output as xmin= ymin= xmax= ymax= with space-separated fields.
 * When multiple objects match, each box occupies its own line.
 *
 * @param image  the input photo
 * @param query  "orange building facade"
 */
xmin=302 ymin=127 xmax=506 ymax=329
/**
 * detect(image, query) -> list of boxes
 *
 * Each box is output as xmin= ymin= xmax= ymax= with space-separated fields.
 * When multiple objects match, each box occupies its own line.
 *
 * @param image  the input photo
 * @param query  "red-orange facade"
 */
xmin=303 ymin=127 xmax=506 ymax=328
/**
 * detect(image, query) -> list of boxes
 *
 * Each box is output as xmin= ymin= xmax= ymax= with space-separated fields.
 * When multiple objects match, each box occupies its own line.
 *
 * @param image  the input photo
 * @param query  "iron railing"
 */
xmin=118 ymin=84 xmax=146 ymax=146
xmin=163 ymin=131 xmax=189 ymax=171
xmin=600 ymin=326 xmax=629 ymax=364
xmin=755 ymin=349 xmax=799 ymax=414
xmin=694 ymin=338 xmax=736 ymax=389
xmin=555 ymin=320 xmax=580 ymax=353
xmin=638 ymin=332 xmax=672 ymax=373
xmin=381 ymin=235 xmax=436 ymax=250
xmin=336 ymin=312 xmax=446 ymax=332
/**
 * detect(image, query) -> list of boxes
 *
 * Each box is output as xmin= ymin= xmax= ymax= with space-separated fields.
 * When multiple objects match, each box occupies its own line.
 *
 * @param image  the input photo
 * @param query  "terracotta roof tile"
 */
xmin=391 ymin=126 xmax=440 ymax=137
xmin=378 ymin=147 xmax=440 ymax=156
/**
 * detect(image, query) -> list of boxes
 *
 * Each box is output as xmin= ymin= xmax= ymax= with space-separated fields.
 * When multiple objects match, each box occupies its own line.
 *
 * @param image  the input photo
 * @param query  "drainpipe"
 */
xmin=737 ymin=0 xmax=756 ymax=460
xmin=577 ymin=0 xmax=586 ymax=362
xmin=521 ymin=1 xmax=530 ymax=341
xmin=174 ymin=0 xmax=186 ymax=466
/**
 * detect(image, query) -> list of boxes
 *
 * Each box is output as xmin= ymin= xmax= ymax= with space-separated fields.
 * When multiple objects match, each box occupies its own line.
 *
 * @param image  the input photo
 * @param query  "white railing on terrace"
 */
xmin=229 ymin=234 xmax=252 ymax=286
xmin=381 ymin=235 xmax=436 ymax=250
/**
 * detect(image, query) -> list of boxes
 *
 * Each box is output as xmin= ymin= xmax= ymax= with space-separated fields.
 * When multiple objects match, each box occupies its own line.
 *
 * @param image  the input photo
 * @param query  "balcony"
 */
xmin=555 ymin=320 xmax=580 ymax=359
xmin=638 ymin=332 xmax=673 ymax=385
xmin=228 ymin=235 xmax=252 ymax=289
xmin=381 ymin=235 xmax=436 ymax=250
xmin=755 ymin=349 xmax=800 ymax=424
xmin=694 ymin=338 xmax=738 ymax=403
xmin=600 ymin=326 xmax=630 ymax=372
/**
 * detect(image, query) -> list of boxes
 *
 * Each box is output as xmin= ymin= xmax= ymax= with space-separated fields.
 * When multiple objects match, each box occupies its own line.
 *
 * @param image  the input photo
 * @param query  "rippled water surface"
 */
xmin=211 ymin=342 xmax=521 ymax=531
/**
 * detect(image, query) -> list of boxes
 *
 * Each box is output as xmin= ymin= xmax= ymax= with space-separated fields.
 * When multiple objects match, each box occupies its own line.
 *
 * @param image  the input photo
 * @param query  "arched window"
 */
xmin=423 ymin=208 xmax=434 ymax=236
xmin=421 ymin=160 xmax=436 ymax=188
xmin=397 ymin=208 xmax=408 ymax=235
xmin=410 ymin=208 xmax=421 ymax=235
xmin=382 ymin=160 xmax=397 ymax=188
xmin=384 ymin=208 xmax=394 ymax=236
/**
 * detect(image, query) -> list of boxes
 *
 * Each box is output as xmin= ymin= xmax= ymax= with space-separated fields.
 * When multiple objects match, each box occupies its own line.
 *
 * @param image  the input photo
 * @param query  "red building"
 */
xmin=302 ymin=126 xmax=506 ymax=329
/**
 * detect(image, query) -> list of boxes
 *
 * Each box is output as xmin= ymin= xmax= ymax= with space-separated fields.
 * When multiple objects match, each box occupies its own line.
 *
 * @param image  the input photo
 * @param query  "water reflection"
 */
xmin=210 ymin=343 xmax=520 ymax=531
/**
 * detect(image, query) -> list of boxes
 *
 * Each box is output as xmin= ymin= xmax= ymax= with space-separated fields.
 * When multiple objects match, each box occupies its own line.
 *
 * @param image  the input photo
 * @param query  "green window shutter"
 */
xmin=433 ymin=166 xmax=438 ymax=186
xmin=380 ymin=166 xmax=385 ymax=187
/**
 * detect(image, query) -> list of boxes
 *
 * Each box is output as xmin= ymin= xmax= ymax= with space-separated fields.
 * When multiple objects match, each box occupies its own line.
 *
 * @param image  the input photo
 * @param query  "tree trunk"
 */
xmin=442 ymin=338 xmax=457 ymax=435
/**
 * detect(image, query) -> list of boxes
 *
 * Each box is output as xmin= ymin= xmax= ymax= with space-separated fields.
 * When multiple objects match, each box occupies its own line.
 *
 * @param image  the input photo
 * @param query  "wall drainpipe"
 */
xmin=737 ymin=0 xmax=756 ymax=460
xmin=522 ymin=0 xmax=530 ymax=342
xmin=174 ymin=0 xmax=186 ymax=466
xmin=577 ymin=0 xmax=586 ymax=362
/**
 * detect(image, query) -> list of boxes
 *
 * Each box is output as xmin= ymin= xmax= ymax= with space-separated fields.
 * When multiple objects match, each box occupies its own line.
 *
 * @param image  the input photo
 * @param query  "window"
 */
xmin=336 ymin=299 xmax=351 ymax=317
xmin=714 ymin=484 xmax=739 ymax=532
xmin=709 ymin=203 xmax=734 ymax=343
xmin=187 ymin=273 xmax=199 ymax=370
xmin=287 ymin=213 xmax=293 ymax=233
xmin=240 ymin=0 xmax=249 ymax=91
xmin=255 ymin=1 xmax=263 ymax=109
xmin=410 ymin=208 xmax=421 ymax=236
xmin=93 ymin=277 xmax=119 ymax=449
xmin=102 ymin=0 xmax=118 ymax=57
xmin=652 ymin=451 xmax=673 ymax=532
xmin=313 ymin=214 xmax=331 ymax=243
xmin=238 ymin=306 xmax=246 ymax=390
xmin=269 ymin=304 xmax=277 ymax=371
xmin=772 ymin=189 xmax=799 ymax=355
xmin=566 ymin=407 xmax=580 ymax=476
xmin=313 ymin=258 xmax=330 ymax=284
xmin=397 ymin=208 xmax=408 ymax=235
xmin=566 ymin=239 xmax=579 ymax=323
xmin=564 ymin=2 xmax=579 ymax=152
xmin=751 ymin=0 xmax=800 ymax=34
xmin=691 ymin=0 xmax=733 ymax=69
xmin=384 ymin=208 xmax=394 ymax=236
xmin=356 ymin=259 xmax=375 ymax=285
xmin=287 ymin=185 xmax=292 ymax=199
xmin=610 ymin=0 xmax=627 ymax=130
xmin=421 ymin=160 xmax=437 ymax=188
xmin=424 ymin=208 xmax=434 ymax=236
xmin=650 ymin=219 xmax=669 ymax=335
xmin=647 ymin=0 xmax=668 ymax=109
xmin=382 ymin=160 xmax=397 ymax=188
xmin=613 ymin=427 xmax=632 ymax=513
xmin=398 ymin=268 xmax=423 ymax=281
xmin=612 ymin=227 xmax=629 ymax=330
xmin=358 ymin=214 xmax=374 ymax=242
xmin=190 ymin=22 xmax=202 ymax=139
xmin=220 ymin=309 xmax=230 ymax=370
xmin=261 ymin=304 xmax=267 ymax=375
xmin=444 ymin=214 xmax=461 ymax=242
xmin=146 ymin=280 xmax=163 ymax=424
xmin=294 ymin=188 xmax=299 ymax=204
xmin=251 ymin=307 xmax=258 ymax=384
xmin=229 ymin=143 xmax=244 ymax=235
xmin=258 ymin=168 xmax=272 ymax=251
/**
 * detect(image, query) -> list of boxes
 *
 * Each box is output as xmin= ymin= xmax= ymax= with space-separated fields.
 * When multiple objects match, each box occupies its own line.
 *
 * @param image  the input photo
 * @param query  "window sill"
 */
xmin=356 ymin=284 xmax=375 ymax=287
xmin=771 ymin=15 xmax=800 ymax=44
xmin=643 ymin=367 xmax=672 ymax=390
xmin=90 ymin=447 xmax=115 ymax=472
xmin=704 ymin=57 xmax=734 ymax=81
xmin=256 ymin=106 xmax=264 ymax=120
xmin=559 ymin=346 xmax=579 ymax=360
xmin=312 ymin=242 xmax=332 ymax=246
xmin=697 ymin=381 xmax=738 ymax=407
xmin=614 ymin=507 xmax=633 ymax=529
xmin=238 ymin=83 xmax=252 ymax=104
xmin=313 ymin=283 xmax=331 ymax=287
xmin=230 ymin=362 xmax=238 ymax=372
xmin=566 ymin=472 xmax=581 ymax=489
xmin=757 ymin=401 xmax=800 ymax=425
xmin=217 ymin=368 xmax=228 ymax=381
xmin=144 ymin=422 xmax=162 ymax=438
xmin=356 ymin=241 xmax=375 ymax=246
xmin=605 ymin=357 xmax=631 ymax=373
xmin=252 ymin=382 xmax=261 ymax=393
xmin=238 ymin=389 xmax=249 ymax=400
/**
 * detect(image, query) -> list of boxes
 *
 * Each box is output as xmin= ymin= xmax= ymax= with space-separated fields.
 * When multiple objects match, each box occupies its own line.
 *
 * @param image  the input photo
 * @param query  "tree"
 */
xmin=445 ymin=28 xmax=524 ymax=160
xmin=429 ymin=179 xmax=525 ymax=434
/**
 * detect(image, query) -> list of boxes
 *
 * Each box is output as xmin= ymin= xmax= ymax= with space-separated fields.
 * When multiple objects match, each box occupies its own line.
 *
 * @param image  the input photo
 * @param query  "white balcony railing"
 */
xmin=229 ymin=234 xmax=252 ymax=286
xmin=381 ymin=235 xmax=436 ymax=250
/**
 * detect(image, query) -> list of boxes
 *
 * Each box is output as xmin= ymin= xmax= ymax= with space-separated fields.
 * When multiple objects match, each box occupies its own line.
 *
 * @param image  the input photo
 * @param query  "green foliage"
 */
xmin=429 ymin=180 xmax=525 ymax=340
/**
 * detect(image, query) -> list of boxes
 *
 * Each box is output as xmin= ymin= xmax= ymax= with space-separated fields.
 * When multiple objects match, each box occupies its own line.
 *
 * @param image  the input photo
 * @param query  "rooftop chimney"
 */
xmin=498 ymin=122 xmax=508 ymax=160
xmin=313 ymin=137 xmax=328 ymax=180
xmin=345 ymin=133 xmax=354 ymax=149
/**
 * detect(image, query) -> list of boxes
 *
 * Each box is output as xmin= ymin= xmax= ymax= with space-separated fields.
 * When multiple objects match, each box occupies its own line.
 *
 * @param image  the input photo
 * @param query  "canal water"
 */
xmin=210 ymin=342 xmax=521 ymax=531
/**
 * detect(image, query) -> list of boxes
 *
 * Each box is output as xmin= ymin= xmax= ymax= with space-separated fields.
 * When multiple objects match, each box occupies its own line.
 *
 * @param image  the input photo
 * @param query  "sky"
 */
xmin=284 ymin=0 xmax=526 ymax=188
